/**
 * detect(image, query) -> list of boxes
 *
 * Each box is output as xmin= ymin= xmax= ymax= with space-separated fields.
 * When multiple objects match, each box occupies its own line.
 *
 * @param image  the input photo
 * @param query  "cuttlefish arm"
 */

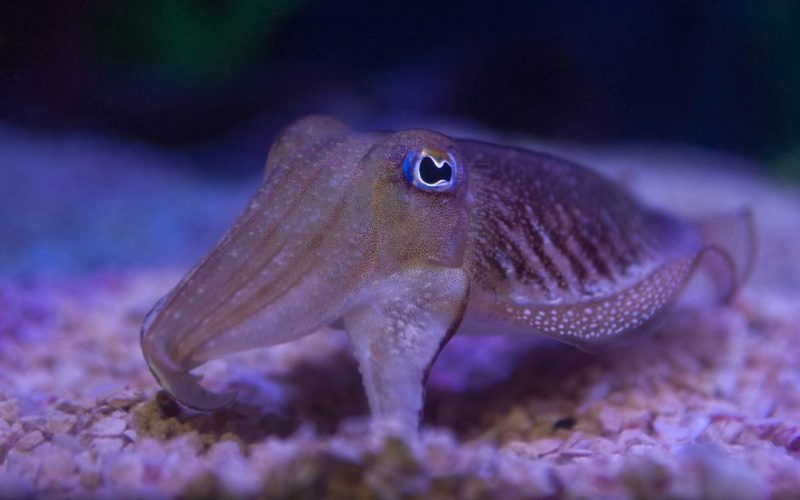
xmin=141 ymin=116 xmax=471 ymax=429
xmin=344 ymin=268 xmax=469 ymax=430
xmin=141 ymin=115 xmax=753 ymax=432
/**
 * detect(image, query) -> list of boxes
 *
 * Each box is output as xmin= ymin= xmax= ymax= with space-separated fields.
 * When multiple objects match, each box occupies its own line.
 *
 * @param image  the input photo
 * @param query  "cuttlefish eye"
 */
xmin=403 ymin=148 xmax=457 ymax=192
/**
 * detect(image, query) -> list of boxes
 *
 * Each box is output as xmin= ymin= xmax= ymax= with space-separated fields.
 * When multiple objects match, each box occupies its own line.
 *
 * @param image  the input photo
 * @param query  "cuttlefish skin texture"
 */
xmin=141 ymin=115 xmax=754 ymax=432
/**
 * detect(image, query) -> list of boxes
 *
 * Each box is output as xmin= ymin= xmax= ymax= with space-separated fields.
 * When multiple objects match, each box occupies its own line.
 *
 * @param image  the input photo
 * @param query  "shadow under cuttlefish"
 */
xmin=142 ymin=305 xmax=734 ymax=444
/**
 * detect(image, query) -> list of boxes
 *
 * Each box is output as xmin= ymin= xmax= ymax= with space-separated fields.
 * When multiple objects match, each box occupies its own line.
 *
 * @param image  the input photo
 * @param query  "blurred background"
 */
xmin=1 ymin=0 xmax=799 ymax=277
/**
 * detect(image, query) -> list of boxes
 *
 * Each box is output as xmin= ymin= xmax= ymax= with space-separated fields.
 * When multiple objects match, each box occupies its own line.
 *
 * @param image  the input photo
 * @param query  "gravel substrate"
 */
xmin=1 ymin=125 xmax=799 ymax=498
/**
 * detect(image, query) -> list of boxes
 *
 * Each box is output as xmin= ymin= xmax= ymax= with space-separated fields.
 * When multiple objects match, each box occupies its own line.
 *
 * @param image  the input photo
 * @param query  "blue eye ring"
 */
xmin=402 ymin=148 xmax=458 ymax=192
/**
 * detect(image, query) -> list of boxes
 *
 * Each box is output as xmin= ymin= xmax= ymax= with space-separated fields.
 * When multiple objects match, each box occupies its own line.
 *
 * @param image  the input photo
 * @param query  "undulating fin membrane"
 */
xmin=505 ymin=209 xmax=755 ymax=350
xmin=693 ymin=208 xmax=755 ymax=303
xmin=520 ymin=254 xmax=699 ymax=349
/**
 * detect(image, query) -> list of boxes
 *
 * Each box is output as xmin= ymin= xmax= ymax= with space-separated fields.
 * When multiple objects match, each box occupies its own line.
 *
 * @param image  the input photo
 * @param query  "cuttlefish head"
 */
xmin=140 ymin=116 xmax=470 ymax=411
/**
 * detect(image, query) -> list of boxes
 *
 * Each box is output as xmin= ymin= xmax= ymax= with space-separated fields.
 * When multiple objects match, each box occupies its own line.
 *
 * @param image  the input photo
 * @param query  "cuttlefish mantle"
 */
xmin=140 ymin=115 xmax=754 ymax=433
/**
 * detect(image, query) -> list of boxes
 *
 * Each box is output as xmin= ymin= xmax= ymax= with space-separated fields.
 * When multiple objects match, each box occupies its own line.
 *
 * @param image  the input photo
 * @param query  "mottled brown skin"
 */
xmin=141 ymin=115 xmax=753 ymax=433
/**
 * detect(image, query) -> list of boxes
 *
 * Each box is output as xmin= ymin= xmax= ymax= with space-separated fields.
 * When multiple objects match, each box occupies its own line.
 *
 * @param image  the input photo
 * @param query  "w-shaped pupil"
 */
xmin=419 ymin=156 xmax=453 ymax=185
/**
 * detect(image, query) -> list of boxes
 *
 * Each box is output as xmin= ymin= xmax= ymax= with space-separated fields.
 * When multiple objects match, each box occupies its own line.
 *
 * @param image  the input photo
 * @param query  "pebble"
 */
xmin=653 ymin=416 xmax=690 ymax=441
xmin=44 ymin=411 xmax=77 ymax=435
xmin=91 ymin=437 xmax=126 ymax=455
xmin=560 ymin=448 xmax=593 ymax=459
xmin=89 ymin=417 xmax=127 ymax=437
xmin=527 ymin=438 xmax=563 ymax=457
xmin=207 ymin=440 xmax=243 ymax=463
xmin=19 ymin=415 xmax=47 ymax=433
xmin=102 ymin=454 xmax=144 ymax=487
xmin=787 ymin=434 xmax=800 ymax=453
xmin=55 ymin=400 xmax=84 ymax=414
xmin=597 ymin=406 xmax=622 ymax=434
xmin=75 ymin=451 xmax=101 ymax=489
xmin=588 ymin=437 xmax=620 ymax=455
xmin=36 ymin=447 xmax=76 ymax=489
xmin=0 ymin=399 xmax=20 ymax=423
xmin=104 ymin=389 xmax=145 ymax=410
xmin=621 ymin=409 xmax=652 ymax=429
xmin=14 ymin=430 xmax=45 ymax=452
xmin=705 ymin=419 xmax=744 ymax=444
xmin=50 ymin=432 xmax=83 ymax=452
xmin=618 ymin=429 xmax=655 ymax=450
xmin=122 ymin=429 xmax=138 ymax=444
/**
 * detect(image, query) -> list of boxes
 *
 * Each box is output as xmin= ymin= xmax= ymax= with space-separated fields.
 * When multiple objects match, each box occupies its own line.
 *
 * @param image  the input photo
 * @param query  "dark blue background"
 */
xmin=1 ymin=1 xmax=799 ymax=179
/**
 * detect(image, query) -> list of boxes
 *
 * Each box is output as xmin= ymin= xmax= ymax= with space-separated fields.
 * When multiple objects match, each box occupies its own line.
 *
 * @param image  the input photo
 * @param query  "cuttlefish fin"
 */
xmin=496 ymin=208 xmax=755 ymax=350
xmin=517 ymin=254 xmax=700 ymax=349
xmin=693 ymin=208 xmax=755 ymax=303
xmin=343 ymin=268 xmax=470 ymax=433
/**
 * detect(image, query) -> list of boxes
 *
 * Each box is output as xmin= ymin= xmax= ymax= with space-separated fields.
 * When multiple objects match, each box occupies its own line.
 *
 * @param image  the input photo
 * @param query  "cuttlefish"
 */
xmin=141 ymin=115 xmax=754 ymax=432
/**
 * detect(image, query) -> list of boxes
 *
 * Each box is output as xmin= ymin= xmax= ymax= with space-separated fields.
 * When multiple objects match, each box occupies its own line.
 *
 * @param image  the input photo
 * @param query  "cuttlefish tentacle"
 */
xmin=141 ymin=115 xmax=754 ymax=430
xmin=141 ymin=116 xmax=381 ymax=410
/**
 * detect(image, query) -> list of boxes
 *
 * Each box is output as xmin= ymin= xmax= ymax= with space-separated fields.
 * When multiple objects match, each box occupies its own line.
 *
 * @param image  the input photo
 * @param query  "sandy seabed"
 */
xmin=1 ymin=125 xmax=800 ymax=499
